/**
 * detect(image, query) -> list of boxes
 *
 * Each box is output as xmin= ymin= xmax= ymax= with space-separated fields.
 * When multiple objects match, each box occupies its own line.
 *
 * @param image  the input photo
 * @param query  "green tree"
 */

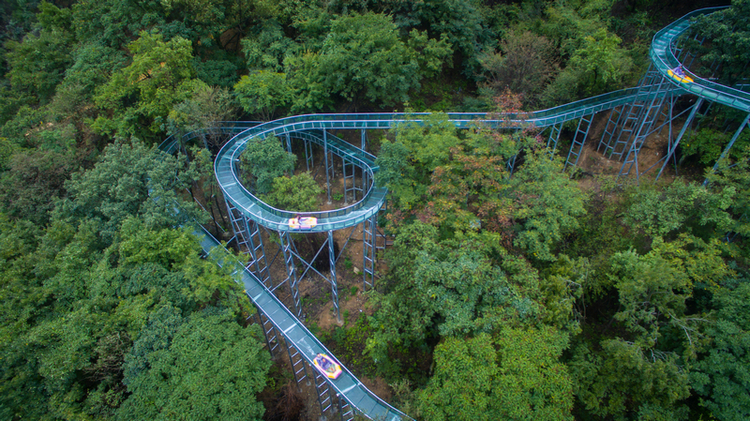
xmin=365 ymin=224 xmax=545 ymax=364
xmin=609 ymin=236 xmax=728 ymax=347
xmin=508 ymin=148 xmax=587 ymax=261
xmin=424 ymin=144 xmax=511 ymax=234
xmin=419 ymin=327 xmax=574 ymax=421
xmin=233 ymin=70 xmax=292 ymax=121
xmin=116 ymin=307 xmax=270 ymax=421
xmin=92 ymin=32 xmax=207 ymax=140
xmin=0 ymin=206 xmax=259 ymax=418
xmin=418 ymin=334 xmax=498 ymax=421
xmin=538 ymin=0 xmax=638 ymax=105
xmin=705 ymin=149 xmax=750 ymax=242
xmin=492 ymin=326 xmax=574 ymax=420
xmin=570 ymin=339 xmax=691 ymax=420
xmin=263 ymin=172 xmax=323 ymax=212
xmin=286 ymin=12 xmax=451 ymax=110
xmin=71 ymin=0 xmax=166 ymax=49
xmin=166 ymin=85 xmax=238 ymax=151
xmin=238 ymin=137 xmax=295 ymax=194
xmin=4 ymin=26 xmax=73 ymax=103
xmin=624 ymin=181 xmax=734 ymax=241
xmin=375 ymin=114 xmax=460 ymax=214
xmin=0 ymin=148 xmax=75 ymax=225
xmin=56 ymin=139 xmax=205 ymax=243
xmin=691 ymin=280 xmax=750 ymax=420
xmin=543 ymin=27 xmax=633 ymax=104
xmin=240 ymin=19 xmax=297 ymax=72
xmin=373 ymin=0 xmax=492 ymax=75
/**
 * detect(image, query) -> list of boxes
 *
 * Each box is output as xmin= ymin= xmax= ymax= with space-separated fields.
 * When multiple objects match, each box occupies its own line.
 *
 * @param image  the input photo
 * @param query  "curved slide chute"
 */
xmin=156 ymin=7 xmax=747 ymax=421
xmin=650 ymin=7 xmax=750 ymax=113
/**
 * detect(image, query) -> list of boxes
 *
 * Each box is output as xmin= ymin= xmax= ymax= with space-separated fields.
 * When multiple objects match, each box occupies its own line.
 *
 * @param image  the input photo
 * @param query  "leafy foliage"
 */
xmin=706 ymin=148 xmax=750 ymax=241
xmin=57 ymin=139 xmax=205 ymax=242
xmin=0 ymin=140 xmax=267 ymax=419
xmin=263 ymin=172 xmax=323 ymax=212
xmin=286 ymin=12 xmax=452 ymax=110
xmin=624 ymin=181 xmax=734 ymax=241
xmin=479 ymin=31 xmax=558 ymax=109
xmin=691 ymin=0 xmax=750 ymax=84
xmin=508 ymin=148 xmax=587 ymax=261
xmin=417 ymin=334 xmax=498 ymax=421
xmin=691 ymin=280 xmax=750 ymax=420
xmin=238 ymin=137 xmax=295 ymax=195
xmin=92 ymin=32 xmax=206 ymax=140
xmin=234 ymin=70 xmax=292 ymax=121
xmin=166 ymin=85 xmax=237 ymax=139
xmin=539 ymin=1 xmax=637 ymax=105
xmin=419 ymin=327 xmax=574 ymax=421
xmin=4 ymin=26 xmax=73 ymax=103
xmin=570 ymin=339 xmax=691 ymax=420
xmin=117 ymin=307 xmax=270 ymax=421
xmin=366 ymin=223 xmax=547 ymax=365
xmin=610 ymin=236 xmax=729 ymax=345
xmin=0 ymin=148 xmax=76 ymax=225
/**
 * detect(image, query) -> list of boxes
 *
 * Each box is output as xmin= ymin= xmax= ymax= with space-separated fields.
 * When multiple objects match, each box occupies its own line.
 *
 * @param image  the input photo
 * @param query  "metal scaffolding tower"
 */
xmin=564 ymin=113 xmax=595 ymax=169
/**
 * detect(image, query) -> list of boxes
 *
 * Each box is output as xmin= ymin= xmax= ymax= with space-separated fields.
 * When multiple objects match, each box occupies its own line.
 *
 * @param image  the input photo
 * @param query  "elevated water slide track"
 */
xmin=158 ymin=7 xmax=749 ymax=421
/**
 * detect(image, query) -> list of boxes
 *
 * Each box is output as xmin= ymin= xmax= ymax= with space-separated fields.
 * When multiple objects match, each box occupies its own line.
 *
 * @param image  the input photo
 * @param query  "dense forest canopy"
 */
xmin=1 ymin=0 xmax=750 ymax=420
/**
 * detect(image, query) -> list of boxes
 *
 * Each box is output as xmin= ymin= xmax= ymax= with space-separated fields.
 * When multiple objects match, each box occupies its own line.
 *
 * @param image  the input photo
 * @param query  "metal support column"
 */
xmin=255 ymin=306 xmax=281 ymax=355
xmin=618 ymin=74 xmax=673 ymax=180
xmin=329 ymin=230 xmax=341 ymax=322
xmin=285 ymin=134 xmax=294 ymax=176
xmin=304 ymin=138 xmax=314 ymax=172
xmin=279 ymin=231 xmax=302 ymax=317
xmin=342 ymin=159 xmax=362 ymax=204
xmin=607 ymin=100 xmax=648 ymax=160
xmin=603 ymin=65 xmax=664 ymax=159
xmin=337 ymin=394 xmax=355 ymax=421
xmin=361 ymin=129 xmax=367 ymax=151
xmin=599 ymin=106 xmax=625 ymax=155
xmin=564 ymin=114 xmax=594 ymax=170
xmin=363 ymin=214 xmax=377 ymax=291
xmin=704 ymin=113 xmax=750 ymax=185
xmin=657 ymin=98 xmax=705 ymax=180
xmin=285 ymin=338 xmax=311 ymax=387
xmin=226 ymin=199 xmax=252 ymax=252
xmin=284 ymin=133 xmax=292 ymax=153
xmin=245 ymin=220 xmax=272 ymax=288
xmin=324 ymin=130 xmax=332 ymax=204
xmin=226 ymin=200 xmax=271 ymax=288
xmin=313 ymin=371 xmax=335 ymax=418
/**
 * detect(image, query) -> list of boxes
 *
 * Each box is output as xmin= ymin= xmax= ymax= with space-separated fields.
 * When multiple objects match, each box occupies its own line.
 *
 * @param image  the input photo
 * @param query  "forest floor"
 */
xmin=564 ymin=110 xmax=703 ymax=197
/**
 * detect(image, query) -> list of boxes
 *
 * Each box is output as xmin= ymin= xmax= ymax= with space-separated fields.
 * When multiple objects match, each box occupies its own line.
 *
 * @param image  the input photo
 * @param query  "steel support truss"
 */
xmin=564 ymin=113 xmax=595 ymax=170
xmin=704 ymin=113 xmax=750 ymax=185
xmin=225 ymin=199 xmax=272 ymax=288
xmin=253 ymin=306 xmax=355 ymax=421
xmin=225 ymin=129 xmax=386 ymax=322
xmin=617 ymin=73 xmax=675 ymax=181
xmin=599 ymin=64 xmax=670 ymax=162
xmin=342 ymin=158 xmax=365 ymax=204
